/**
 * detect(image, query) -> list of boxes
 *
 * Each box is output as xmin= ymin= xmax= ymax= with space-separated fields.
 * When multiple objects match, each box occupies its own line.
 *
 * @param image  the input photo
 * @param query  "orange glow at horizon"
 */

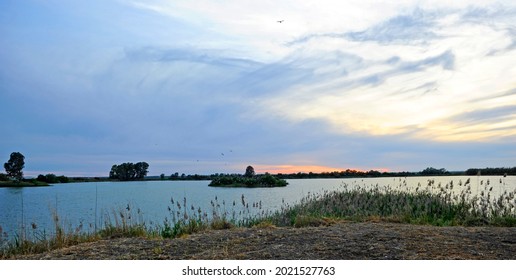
xmin=253 ymin=164 xmax=390 ymax=174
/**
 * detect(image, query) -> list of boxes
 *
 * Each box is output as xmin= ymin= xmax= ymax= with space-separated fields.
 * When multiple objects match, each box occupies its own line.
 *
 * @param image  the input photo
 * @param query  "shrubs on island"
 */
xmin=209 ymin=173 xmax=288 ymax=188
xmin=36 ymin=174 xmax=69 ymax=183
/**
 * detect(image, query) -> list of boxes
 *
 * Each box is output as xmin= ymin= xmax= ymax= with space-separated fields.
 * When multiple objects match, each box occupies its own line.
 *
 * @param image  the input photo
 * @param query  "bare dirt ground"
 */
xmin=14 ymin=222 xmax=516 ymax=260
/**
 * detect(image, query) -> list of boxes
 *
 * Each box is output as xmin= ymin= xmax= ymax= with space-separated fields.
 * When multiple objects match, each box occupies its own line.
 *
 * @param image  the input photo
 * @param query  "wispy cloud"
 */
xmin=289 ymin=8 xmax=442 ymax=46
xmin=348 ymin=9 xmax=440 ymax=44
xmin=251 ymin=5 xmax=516 ymax=143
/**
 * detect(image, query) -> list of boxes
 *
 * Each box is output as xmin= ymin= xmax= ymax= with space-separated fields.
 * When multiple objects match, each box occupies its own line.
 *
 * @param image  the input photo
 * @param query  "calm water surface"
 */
xmin=1 ymin=176 xmax=514 ymax=238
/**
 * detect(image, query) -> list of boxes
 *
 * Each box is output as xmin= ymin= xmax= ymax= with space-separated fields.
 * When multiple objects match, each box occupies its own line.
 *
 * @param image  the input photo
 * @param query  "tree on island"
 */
xmin=4 ymin=152 xmax=25 ymax=182
xmin=109 ymin=162 xmax=149 ymax=181
xmin=245 ymin=165 xmax=255 ymax=178
xmin=134 ymin=162 xmax=149 ymax=179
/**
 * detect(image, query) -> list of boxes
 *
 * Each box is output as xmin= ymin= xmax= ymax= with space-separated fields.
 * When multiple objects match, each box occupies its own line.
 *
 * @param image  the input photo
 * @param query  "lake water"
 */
xmin=1 ymin=176 xmax=515 ymax=238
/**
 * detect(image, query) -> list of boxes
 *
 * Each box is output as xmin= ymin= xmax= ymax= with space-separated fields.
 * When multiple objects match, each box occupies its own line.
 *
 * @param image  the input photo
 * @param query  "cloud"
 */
xmin=449 ymin=105 xmax=516 ymax=124
xmin=251 ymin=5 xmax=515 ymax=143
xmin=346 ymin=9 xmax=441 ymax=44
xmin=288 ymin=8 xmax=441 ymax=46
xmin=419 ymin=105 xmax=516 ymax=142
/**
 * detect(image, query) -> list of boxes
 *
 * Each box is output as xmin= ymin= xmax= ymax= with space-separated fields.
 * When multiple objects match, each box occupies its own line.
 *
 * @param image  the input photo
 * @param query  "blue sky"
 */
xmin=1 ymin=0 xmax=515 ymax=177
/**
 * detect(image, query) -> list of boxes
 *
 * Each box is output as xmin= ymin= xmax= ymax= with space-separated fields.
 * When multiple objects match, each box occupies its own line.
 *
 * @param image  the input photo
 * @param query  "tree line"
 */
xmin=164 ymin=167 xmax=448 ymax=181
xmin=465 ymin=167 xmax=516 ymax=176
xmin=273 ymin=167 xmax=451 ymax=179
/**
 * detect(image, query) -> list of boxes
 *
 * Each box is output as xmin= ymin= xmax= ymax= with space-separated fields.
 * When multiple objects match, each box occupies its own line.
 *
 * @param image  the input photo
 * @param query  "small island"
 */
xmin=209 ymin=166 xmax=288 ymax=188
xmin=1 ymin=152 xmax=50 ymax=187
xmin=0 ymin=180 xmax=50 ymax=188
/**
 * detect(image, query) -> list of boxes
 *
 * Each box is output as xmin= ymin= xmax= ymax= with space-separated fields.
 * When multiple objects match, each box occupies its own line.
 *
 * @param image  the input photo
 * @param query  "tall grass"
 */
xmin=0 ymin=194 xmax=266 ymax=258
xmin=0 ymin=209 xmax=101 ymax=258
xmin=1 ymin=178 xmax=515 ymax=258
xmin=264 ymin=180 xmax=516 ymax=227
xmin=160 ymin=195 xmax=271 ymax=238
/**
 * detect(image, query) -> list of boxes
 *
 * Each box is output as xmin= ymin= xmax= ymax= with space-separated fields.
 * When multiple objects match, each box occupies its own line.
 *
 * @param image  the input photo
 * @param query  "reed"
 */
xmin=0 ymin=209 xmax=99 ymax=257
xmin=265 ymin=180 xmax=516 ymax=227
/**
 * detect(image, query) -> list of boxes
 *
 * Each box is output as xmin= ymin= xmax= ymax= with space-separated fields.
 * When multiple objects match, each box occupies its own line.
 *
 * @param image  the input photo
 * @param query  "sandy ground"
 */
xmin=13 ymin=221 xmax=516 ymax=260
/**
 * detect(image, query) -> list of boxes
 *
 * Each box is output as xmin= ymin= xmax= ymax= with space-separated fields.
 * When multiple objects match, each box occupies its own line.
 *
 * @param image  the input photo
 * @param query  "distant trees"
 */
xmin=4 ymin=152 xmax=25 ymax=182
xmin=465 ymin=167 xmax=516 ymax=176
xmin=420 ymin=167 xmax=449 ymax=176
xmin=36 ymin=174 xmax=69 ymax=183
xmin=109 ymin=162 xmax=149 ymax=181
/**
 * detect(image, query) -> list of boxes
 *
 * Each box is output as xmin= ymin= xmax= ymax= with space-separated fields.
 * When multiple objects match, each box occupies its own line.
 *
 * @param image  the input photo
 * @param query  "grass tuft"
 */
xmin=263 ymin=181 xmax=516 ymax=227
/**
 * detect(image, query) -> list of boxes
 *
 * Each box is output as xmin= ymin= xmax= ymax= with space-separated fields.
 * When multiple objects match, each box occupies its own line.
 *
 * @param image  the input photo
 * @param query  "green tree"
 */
xmin=245 ymin=165 xmax=255 ymax=178
xmin=109 ymin=162 xmax=149 ymax=181
xmin=0 ymin=173 xmax=9 ymax=181
xmin=37 ymin=174 xmax=47 ymax=182
xmin=111 ymin=163 xmax=134 ymax=180
xmin=421 ymin=167 xmax=448 ymax=175
xmin=4 ymin=152 xmax=25 ymax=182
xmin=57 ymin=175 xmax=69 ymax=183
xmin=134 ymin=162 xmax=149 ymax=179
xmin=170 ymin=172 xmax=179 ymax=179
xmin=45 ymin=173 xmax=58 ymax=183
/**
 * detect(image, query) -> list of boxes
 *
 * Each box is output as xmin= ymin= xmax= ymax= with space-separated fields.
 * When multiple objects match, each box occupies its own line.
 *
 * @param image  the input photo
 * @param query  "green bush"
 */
xmin=209 ymin=174 xmax=287 ymax=187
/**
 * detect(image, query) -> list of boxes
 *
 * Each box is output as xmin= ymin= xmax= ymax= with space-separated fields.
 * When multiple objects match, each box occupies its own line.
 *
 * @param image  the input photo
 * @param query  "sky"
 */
xmin=1 ymin=0 xmax=515 ymax=177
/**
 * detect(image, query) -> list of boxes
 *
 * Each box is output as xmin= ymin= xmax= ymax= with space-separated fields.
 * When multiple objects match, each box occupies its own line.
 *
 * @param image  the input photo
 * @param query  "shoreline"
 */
xmin=0 ymin=182 xmax=50 ymax=188
xmin=3 ymin=174 xmax=514 ymax=187
xmin=208 ymin=183 xmax=288 ymax=188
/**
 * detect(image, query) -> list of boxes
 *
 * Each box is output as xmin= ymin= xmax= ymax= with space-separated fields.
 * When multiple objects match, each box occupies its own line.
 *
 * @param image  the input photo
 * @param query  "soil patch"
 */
xmin=13 ymin=222 xmax=516 ymax=260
